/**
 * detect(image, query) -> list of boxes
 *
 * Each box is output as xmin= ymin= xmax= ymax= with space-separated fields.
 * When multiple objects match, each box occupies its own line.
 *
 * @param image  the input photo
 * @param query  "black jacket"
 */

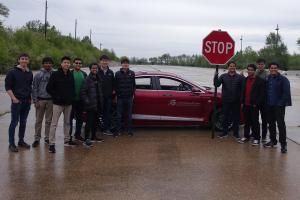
xmin=115 ymin=69 xmax=136 ymax=98
xmin=214 ymin=73 xmax=244 ymax=103
xmin=80 ymin=73 xmax=104 ymax=111
xmin=5 ymin=66 xmax=33 ymax=101
xmin=97 ymin=67 xmax=114 ymax=98
xmin=46 ymin=68 xmax=75 ymax=106
xmin=241 ymin=76 xmax=266 ymax=106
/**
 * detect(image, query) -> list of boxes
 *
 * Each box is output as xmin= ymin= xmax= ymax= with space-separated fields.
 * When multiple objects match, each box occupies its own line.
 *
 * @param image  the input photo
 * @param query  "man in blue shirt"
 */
xmin=263 ymin=62 xmax=291 ymax=153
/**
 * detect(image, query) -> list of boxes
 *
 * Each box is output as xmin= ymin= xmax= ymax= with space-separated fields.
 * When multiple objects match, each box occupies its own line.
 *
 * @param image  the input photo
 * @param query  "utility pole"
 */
xmin=275 ymin=24 xmax=280 ymax=47
xmin=240 ymin=35 xmax=243 ymax=53
xmin=90 ymin=29 xmax=92 ymax=44
xmin=99 ymin=43 xmax=102 ymax=51
xmin=44 ymin=0 xmax=48 ymax=39
xmin=75 ymin=19 xmax=77 ymax=40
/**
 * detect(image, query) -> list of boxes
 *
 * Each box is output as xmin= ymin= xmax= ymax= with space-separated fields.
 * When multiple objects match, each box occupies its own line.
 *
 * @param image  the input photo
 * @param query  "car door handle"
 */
xmin=163 ymin=94 xmax=173 ymax=97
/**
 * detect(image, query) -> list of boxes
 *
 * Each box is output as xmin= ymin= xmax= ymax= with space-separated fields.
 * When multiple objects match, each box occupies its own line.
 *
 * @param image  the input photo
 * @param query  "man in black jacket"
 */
xmin=238 ymin=64 xmax=266 ymax=146
xmin=97 ymin=55 xmax=114 ymax=136
xmin=46 ymin=56 xmax=76 ymax=153
xmin=214 ymin=61 xmax=244 ymax=139
xmin=114 ymin=57 xmax=136 ymax=137
xmin=5 ymin=53 xmax=33 ymax=152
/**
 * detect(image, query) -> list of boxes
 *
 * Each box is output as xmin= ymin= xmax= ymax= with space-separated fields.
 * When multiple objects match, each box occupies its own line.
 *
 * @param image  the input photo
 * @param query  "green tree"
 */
xmin=297 ymin=38 xmax=300 ymax=49
xmin=258 ymin=32 xmax=289 ymax=70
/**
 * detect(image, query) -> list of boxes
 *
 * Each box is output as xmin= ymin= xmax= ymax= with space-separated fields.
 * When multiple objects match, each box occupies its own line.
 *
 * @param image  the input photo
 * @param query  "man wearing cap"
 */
xmin=97 ymin=55 xmax=114 ymax=136
xmin=114 ymin=57 xmax=136 ymax=137
xmin=32 ymin=57 xmax=54 ymax=147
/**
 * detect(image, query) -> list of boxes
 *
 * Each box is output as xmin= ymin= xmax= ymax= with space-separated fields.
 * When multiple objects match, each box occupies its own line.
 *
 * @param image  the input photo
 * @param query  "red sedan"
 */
xmin=130 ymin=71 xmax=225 ymax=130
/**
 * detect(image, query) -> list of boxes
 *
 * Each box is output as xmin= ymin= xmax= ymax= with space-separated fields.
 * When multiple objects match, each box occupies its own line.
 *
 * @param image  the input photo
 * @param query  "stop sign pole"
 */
xmin=202 ymin=30 xmax=235 ymax=139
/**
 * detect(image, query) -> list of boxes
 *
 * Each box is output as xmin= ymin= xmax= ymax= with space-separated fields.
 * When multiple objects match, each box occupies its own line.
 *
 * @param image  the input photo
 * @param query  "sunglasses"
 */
xmin=75 ymin=62 xmax=82 ymax=65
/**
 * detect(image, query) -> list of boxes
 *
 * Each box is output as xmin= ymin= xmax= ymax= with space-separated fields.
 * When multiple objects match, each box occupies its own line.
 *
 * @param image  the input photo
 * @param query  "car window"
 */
xmin=135 ymin=77 xmax=153 ymax=90
xmin=159 ymin=77 xmax=192 ymax=91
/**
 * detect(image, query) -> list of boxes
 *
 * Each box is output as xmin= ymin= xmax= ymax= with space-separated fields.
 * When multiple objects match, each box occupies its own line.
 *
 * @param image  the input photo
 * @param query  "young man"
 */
xmin=114 ymin=57 xmax=136 ymax=137
xmin=46 ymin=56 xmax=76 ymax=153
xmin=255 ymin=58 xmax=269 ymax=142
xmin=97 ymin=55 xmax=114 ymax=136
xmin=263 ymin=62 xmax=291 ymax=153
xmin=238 ymin=64 xmax=266 ymax=146
xmin=69 ymin=58 xmax=87 ymax=142
xmin=214 ymin=61 xmax=244 ymax=139
xmin=5 ymin=53 xmax=33 ymax=152
xmin=32 ymin=57 xmax=54 ymax=147
xmin=81 ymin=63 xmax=104 ymax=146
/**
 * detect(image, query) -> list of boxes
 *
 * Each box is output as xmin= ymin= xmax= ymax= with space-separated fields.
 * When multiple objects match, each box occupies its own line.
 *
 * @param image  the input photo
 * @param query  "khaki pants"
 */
xmin=34 ymin=100 xmax=53 ymax=141
xmin=49 ymin=104 xmax=72 ymax=145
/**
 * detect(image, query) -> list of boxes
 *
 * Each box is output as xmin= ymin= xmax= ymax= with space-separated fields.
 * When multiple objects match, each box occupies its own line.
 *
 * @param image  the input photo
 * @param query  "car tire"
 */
xmin=214 ymin=108 xmax=233 ymax=132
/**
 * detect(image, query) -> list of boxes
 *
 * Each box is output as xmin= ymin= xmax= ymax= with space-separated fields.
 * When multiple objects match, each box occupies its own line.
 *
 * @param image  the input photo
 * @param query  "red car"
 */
xmin=130 ymin=71 xmax=225 ymax=130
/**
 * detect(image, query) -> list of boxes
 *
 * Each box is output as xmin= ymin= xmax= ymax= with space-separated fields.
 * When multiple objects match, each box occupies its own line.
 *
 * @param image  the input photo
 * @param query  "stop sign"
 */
xmin=202 ymin=30 xmax=235 ymax=65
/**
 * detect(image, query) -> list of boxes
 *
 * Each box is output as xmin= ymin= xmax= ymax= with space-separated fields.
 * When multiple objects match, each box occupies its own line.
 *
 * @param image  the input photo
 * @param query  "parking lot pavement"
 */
xmin=1 ymin=110 xmax=300 ymax=200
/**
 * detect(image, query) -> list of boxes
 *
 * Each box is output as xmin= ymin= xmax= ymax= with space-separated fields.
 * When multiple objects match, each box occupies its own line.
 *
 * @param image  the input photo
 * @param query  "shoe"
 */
xmin=238 ymin=137 xmax=249 ymax=144
xmin=261 ymin=137 xmax=267 ymax=144
xmin=103 ymin=130 xmax=114 ymax=136
xmin=91 ymin=137 xmax=104 ymax=143
xmin=218 ymin=133 xmax=228 ymax=138
xmin=251 ymin=140 xmax=260 ymax=146
xmin=75 ymin=135 xmax=85 ymax=142
xmin=49 ymin=145 xmax=56 ymax=153
xmin=18 ymin=141 xmax=31 ymax=149
xmin=113 ymin=132 xmax=120 ymax=138
xmin=281 ymin=145 xmax=287 ymax=153
xmin=44 ymin=139 xmax=49 ymax=145
xmin=32 ymin=140 xmax=40 ymax=148
xmin=64 ymin=140 xmax=78 ymax=146
xmin=83 ymin=139 xmax=93 ymax=147
xmin=232 ymin=134 xmax=240 ymax=140
xmin=263 ymin=141 xmax=277 ymax=148
xmin=128 ymin=132 xmax=133 ymax=136
xmin=9 ymin=144 xmax=18 ymax=152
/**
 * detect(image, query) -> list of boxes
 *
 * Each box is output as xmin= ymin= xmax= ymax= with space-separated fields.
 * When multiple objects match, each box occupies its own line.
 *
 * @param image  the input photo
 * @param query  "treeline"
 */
xmin=0 ymin=20 xmax=118 ymax=74
xmin=131 ymin=33 xmax=300 ymax=71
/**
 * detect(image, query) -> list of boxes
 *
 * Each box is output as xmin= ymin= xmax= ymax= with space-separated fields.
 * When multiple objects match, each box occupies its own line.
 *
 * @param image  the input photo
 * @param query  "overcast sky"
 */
xmin=2 ymin=0 xmax=300 ymax=58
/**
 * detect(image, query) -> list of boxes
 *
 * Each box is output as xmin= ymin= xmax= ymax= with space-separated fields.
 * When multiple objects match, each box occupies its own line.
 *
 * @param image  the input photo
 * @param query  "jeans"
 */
xmin=8 ymin=101 xmax=31 ymax=145
xmin=69 ymin=100 xmax=84 ymax=138
xmin=267 ymin=106 xmax=287 ymax=146
xmin=102 ymin=97 xmax=112 ymax=131
xmin=116 ymin=97 xmax=133 ymax=133
xmin=222 ymin=102 xmax=240 ymax=137
xmin=243 ymin=105 xmax=260 ymax=140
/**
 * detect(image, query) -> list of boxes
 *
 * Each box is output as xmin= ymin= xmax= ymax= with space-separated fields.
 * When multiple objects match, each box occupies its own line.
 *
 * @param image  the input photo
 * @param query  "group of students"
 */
xmin=214 ymin=59 xmax=292 ymax=153
xmin=5 ymin=53 xmax=136 ymax=153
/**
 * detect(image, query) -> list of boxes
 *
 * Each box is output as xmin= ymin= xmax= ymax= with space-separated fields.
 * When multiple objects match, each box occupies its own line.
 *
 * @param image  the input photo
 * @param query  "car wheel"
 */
xmin=214 ymin=108 xmax=233 ymax=131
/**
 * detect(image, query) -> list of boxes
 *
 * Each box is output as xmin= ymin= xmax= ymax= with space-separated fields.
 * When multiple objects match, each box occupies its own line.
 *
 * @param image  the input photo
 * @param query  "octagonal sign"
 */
xmin=202 ymin=30 xmax=235 ymax=65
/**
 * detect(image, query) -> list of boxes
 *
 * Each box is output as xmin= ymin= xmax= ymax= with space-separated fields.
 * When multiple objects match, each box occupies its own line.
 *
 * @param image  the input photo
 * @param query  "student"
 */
xmin=81 ymin=63 xmax=104 ymax=146
xmin=69 ymin=58 xmax=87 ymax=142
xmin=32 ymin=57 xmax=54 ymax=147
xmin=97 ymin=55 xmax=114 ymax=136
xmin=114 ymin=57 xmax=136 ymax=137
xmin=263 ymin=62 xmax=291 ymax=153
xmin=238 ymin=64 xmax=265 ymax=146
xmin=46 ymin=56 xmax=76 ymax=153
xmin=5 ymin=53 xmax=33 ymax=152
xmin=214 ymin=61 xmax=244 ymax=139
xmin=255 ymin=58 xmax=269 ymax=142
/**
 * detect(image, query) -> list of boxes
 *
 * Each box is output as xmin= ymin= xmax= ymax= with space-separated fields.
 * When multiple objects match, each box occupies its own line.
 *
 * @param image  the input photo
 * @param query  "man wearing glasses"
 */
xmin=69 ymin=58 xmax=87 ymax=142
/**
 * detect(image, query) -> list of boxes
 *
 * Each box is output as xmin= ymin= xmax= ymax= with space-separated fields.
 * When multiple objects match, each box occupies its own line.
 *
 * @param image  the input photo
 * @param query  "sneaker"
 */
xmin=9 ymin=144 xmax=18 ymax=153
xmin=218 ymin=133 xmax=228 ymax=138
xmin=113 ymin=132 xmax=120 ymax=138
xmin=44 ymin=139 xmax=49 ymax=145
xmin=281 ymin=145 xmax=287 ymax=153
xmin=49 ymin=145 xmax=56 ymax=153
xmin=64 ymin=140 xmax=78 ymax=146
xmin=251 ymin=140 xmax=260 ymax=146
xmin=75 ymin=135 xmax=85 ymax=142
xmin=261 ymin=137 xmax=267 ymax=144
xmin=32 ymin=140 xmax=40 ymax=148
xmin=18 ymin=141 xmax=31 ymax=149
xmin=83 ymin=139 xmax=93 ymax=147
xmin=103 ymin=130 xmax=114 ymax=136
xmin=232 ymin=134 xmax=240 ymax=140
xmin=238 ymin=137 xmax=249 ymax=144
xmin=91 ymin=137 xmax=104 ymax=143
xmin=263 ymin=141 xmax=277 ymax=148
xmin=128 ymin=132 xmax=133 ymax=136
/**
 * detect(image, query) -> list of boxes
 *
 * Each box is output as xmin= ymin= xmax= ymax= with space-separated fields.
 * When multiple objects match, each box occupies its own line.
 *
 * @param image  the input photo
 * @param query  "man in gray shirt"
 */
xmin=32 ymin=57 xmax=54 ymax=147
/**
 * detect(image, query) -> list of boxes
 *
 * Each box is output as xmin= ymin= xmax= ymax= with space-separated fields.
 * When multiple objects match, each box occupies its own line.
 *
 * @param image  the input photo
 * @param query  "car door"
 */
xmin=133 ymin=76 xmax=160 ymax=125
xmin=156 ymin=76 xmax=206 ymax=125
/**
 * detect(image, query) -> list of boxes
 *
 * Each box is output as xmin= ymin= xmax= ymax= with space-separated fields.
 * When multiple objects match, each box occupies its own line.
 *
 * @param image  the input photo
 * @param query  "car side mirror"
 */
xmin=192 ymin=87 xmax=201 ymax=93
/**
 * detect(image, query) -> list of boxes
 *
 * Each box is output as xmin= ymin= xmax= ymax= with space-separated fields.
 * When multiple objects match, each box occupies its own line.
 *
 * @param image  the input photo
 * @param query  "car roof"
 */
xmin=135 ymin=71 xmax=183 ymax=79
